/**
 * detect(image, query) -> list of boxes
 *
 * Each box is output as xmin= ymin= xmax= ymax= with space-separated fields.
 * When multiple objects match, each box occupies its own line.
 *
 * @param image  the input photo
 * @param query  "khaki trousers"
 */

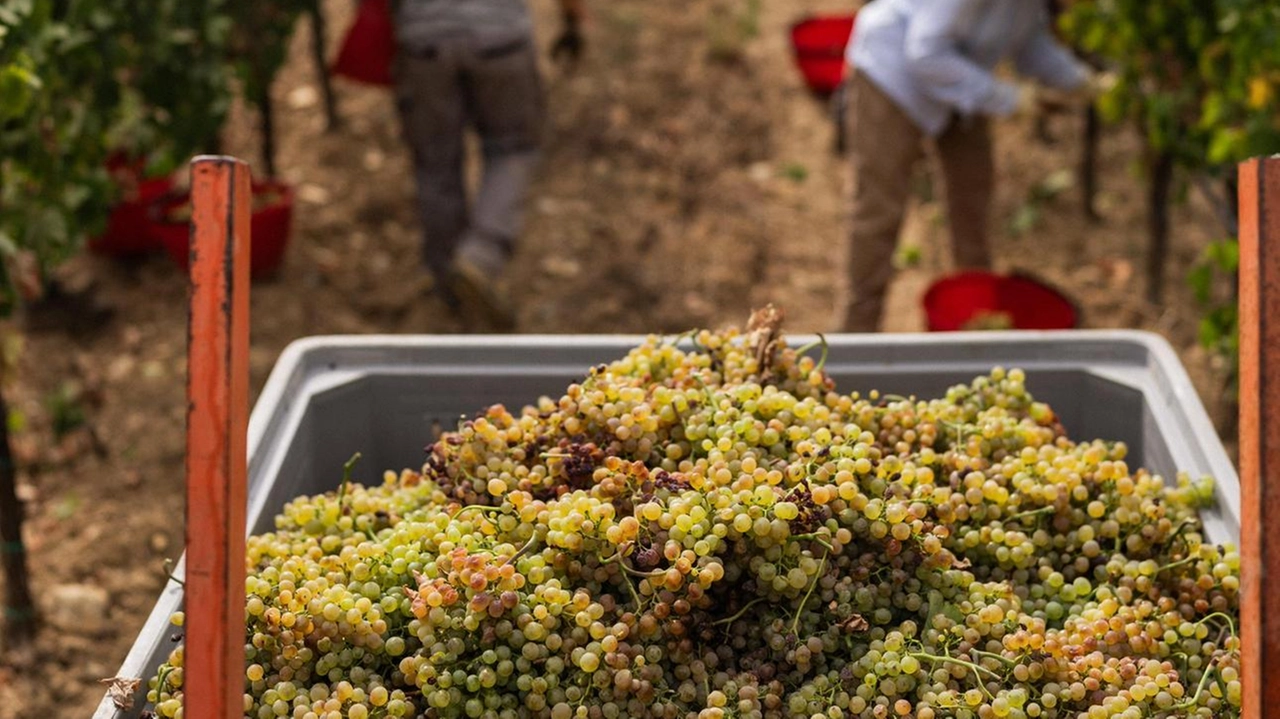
xmin=843 ymin=73 xmax=994 ymax=332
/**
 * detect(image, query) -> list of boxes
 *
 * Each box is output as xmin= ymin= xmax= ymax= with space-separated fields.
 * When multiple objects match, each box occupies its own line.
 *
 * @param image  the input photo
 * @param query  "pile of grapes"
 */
xmin=147 ymin=318 xmax=1240 ymax=719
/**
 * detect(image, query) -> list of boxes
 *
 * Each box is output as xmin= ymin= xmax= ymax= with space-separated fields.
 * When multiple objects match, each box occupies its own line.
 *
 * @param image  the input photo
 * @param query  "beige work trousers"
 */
xmin=843 ymin=72 xmax=994 ymax=332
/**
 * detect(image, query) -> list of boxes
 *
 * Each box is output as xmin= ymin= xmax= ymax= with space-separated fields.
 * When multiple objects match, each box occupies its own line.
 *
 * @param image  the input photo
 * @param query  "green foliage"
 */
xmin=0 ymin=0 xmax=310 ymax=316
xmin=119 ymin=0 xmax=234 ymax=165
xmin=1189 ymin=238 xmax=1239 ymax=388
xmin=1 ymin=1 xmax=116 ymax=312
xmin=1062 ymin=0 xmax=1280 ymax=171
xmin=782 ymin=162 xmax=808 ymax=183
xmin=707 ymin=0 xmax=760 ymax=63
xmin=892 ymin=244 xmax=922 ymax=270
xmin=45 ymin=380 xmax=87 ymax=440
xmin=1064 ymin=0 xmax=1271 ymax=390
xmin=226 ymin=0 xmax=311 ymax=105
xmin=1007 ymin=169 xmax=1075 ymax=237
xmin=0 ymin=0 xmax=235 ymax=314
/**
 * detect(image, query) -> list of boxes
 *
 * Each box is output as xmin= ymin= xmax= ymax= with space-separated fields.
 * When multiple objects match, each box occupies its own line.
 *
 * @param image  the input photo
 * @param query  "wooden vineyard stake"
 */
xmin=1239 ymin=155 xmax=1280 ymax=719
xmin=308 ymin=0 xmax=340 ymax=131
xmin=184 ymin=156 xmax=252 ymax=719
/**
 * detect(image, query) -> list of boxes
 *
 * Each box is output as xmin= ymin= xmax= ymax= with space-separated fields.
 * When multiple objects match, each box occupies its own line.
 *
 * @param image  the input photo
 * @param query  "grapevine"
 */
xmin=148 ymin=316 xmax=1239 ymax=718
xmin=1061 ymin=0 xmax=1280 ymax=302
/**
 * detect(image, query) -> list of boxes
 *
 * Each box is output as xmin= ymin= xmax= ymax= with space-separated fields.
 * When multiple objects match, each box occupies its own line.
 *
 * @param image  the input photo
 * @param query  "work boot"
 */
xmin=447 ymin=240 xmax=516 ymax=331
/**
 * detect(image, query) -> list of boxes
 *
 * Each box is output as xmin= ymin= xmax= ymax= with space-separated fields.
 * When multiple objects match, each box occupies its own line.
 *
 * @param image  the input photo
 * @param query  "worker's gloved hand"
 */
xmin=550 ymin=15 xmax=584 ymax=63
xmin=1085 ymin=70 xmax=1119 ymax=98
xmin=1038 ymin=70 xmax=1118 ymax=109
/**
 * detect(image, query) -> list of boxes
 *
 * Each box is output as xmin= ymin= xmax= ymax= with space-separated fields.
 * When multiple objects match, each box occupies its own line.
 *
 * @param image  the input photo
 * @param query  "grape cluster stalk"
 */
xmin=146 ymin=322 xmax=1240 ymax=719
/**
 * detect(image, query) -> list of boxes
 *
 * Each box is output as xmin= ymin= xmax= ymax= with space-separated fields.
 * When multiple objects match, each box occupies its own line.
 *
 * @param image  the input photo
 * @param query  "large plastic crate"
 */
xmin=95 ymin=330 xmax=1239 ymax=717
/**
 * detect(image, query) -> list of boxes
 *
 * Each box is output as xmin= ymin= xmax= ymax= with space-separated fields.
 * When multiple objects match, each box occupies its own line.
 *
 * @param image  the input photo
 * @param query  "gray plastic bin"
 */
xmin=95 ymin=330 xmax=1239 ymax=717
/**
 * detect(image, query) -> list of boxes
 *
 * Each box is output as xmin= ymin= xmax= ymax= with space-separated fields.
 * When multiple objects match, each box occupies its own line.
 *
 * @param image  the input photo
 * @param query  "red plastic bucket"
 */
xmin=923 ymin=271 xmax=1078 ymax=331
xmin=90 ymin=176 xmax=176 ymax=256
xmin=332 ymin=0 xmax=395 ymax=87
xmin=790 ymin=14 xmax=856 ymax=96
xmin=149 ymin=181 xmax=294 ymax=279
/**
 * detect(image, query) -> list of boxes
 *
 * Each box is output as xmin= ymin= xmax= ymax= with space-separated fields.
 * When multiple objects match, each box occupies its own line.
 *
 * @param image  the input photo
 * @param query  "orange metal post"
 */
xmin=184 ymin=156 xmax=252 ymax=718
xmin=1239 ymin=156 xmax=1280 ymax=719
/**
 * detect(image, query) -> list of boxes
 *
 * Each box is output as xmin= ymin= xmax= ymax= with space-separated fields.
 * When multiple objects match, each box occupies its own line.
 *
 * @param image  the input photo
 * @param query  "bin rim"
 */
xmin=257 ymin=328 xmax=1196 ymax=432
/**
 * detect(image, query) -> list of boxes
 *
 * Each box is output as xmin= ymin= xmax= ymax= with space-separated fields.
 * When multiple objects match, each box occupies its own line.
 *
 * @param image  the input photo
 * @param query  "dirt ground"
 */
xmin=0 ymin=0 xmax=1234 ymax=714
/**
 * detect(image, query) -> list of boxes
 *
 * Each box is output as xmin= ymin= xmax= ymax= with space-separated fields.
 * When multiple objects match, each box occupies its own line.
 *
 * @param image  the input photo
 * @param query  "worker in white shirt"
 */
xmin=841 ymin=0 xmax=1109 ymax=331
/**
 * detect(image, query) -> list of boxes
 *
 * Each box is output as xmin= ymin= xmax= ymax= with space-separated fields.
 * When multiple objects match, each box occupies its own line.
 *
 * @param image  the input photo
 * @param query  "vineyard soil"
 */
xmin=0 ymin=0 xmax=1233 ymax=714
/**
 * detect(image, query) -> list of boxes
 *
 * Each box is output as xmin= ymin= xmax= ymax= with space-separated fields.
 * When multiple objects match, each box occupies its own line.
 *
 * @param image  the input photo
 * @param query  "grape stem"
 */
xmin=1156 ymin=554 xmax=1200 ymax=575
xmin=969 ymin=648 xmax=1015 ymax=667
xmin=1160 ymin=518 xmax=1196 ymax=550
xmin=945 ymin=421 xmax=972 ymax=448
xmin=795 ymin=334 xmax=829 ymax=373
xmin=664 ymin=329 xmax=698 ymax=349
xmin=450 ymin=504 xmax=507 ymax=521
xmin=576 ymin=670 xmax=598 ymax=709
xmin=1004 ymin=505 xmax=1056 ymax=523
xmin=712 ymin=597 xmax=768 ymax=627
xmin=1172 ymin=658 xmax=1219 ymax=710
xmin=618 ymin=567 xmax=644 ymax=612
xmin=687 ymin=332 xmax=706 ymax=354
xmin=338 ymin=452 xmax=362 ymax=516
xmin=600 ymin=551 xmax=647 ymax=611
xmin=155 ymin=664 xmax=175 ymax=698
xmin=612 ymin=559 xmax=667 ymax=579
xmin=501 ymin=534 xmax=541 ymax=566
xmin=789 ymin=549 xmax=829 ymax=637
xmin=599 ymin=550 xmax=657 ymax=610
xmin=910 ymin=652 xmax=998 ymax=699
xmin=1194 ymin=611 xmax=1237 ymax=639
xmin=162 ymin=558 xmax=185 ymax=588
xmin=789 ymin=532 xmax=835 ymax=551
